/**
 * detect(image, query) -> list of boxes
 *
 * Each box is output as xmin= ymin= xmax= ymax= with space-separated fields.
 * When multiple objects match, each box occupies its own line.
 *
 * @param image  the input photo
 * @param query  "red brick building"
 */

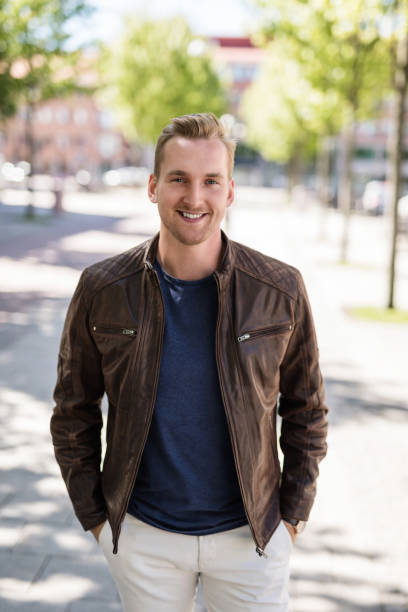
xmin=0 ymin=94 xmax=135 ymax=179
xmin=210 ymin=36 xmax=265 ymax=116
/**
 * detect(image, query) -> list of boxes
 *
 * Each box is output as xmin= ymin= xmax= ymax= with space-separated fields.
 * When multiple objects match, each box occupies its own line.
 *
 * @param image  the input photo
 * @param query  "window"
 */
xmin=99 ymin=111 xmax=115 ymax=129
xmin=56 ymin=134 xmax=69 ymax=150
xmin=56 ymin=107 xmax=70 ymax=124
xmin=380 ymin=118 xmax=393 ymax=135
xmin=354 ymin=148 xmax=376 ymax=160
xmin=98 ymin=133 xmax=119 ymax=157
xmin=358 ymin=121 xmax=376 ymax=136
xmin=37 ymin=107 xmax=52 ymax=123
xmin=74 ymin=108 xmax=88 ymax=125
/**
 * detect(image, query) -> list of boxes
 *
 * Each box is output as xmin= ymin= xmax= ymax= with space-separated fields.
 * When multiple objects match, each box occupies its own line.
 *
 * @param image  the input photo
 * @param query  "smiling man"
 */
xmin=51 ymin=113 xmax=328 ymax=612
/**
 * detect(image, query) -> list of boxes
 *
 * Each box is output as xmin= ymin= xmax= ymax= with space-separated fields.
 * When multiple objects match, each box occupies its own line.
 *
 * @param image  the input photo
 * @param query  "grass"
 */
xmin=348 ymin=306 xmax=408 ymax=324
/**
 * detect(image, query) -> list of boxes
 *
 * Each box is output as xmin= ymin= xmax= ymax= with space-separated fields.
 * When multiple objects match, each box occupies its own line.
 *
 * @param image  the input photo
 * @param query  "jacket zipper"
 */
xmin=238 ymin=323 xmax=292 ymax=343
xmin=112 ymin=264 xmax=165 ymax=554
xmin=92 ymin=324 xmax=137 ymax=337
xmin=214 ymin=274 xmax=268 ymax=559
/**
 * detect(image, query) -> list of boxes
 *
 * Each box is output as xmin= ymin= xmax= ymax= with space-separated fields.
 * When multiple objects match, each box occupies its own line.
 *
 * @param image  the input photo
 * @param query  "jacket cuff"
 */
xmin=75 ymin=508 xmax=108 ymax=532
xmin=280 ymin=491 xmax=313 ymax=522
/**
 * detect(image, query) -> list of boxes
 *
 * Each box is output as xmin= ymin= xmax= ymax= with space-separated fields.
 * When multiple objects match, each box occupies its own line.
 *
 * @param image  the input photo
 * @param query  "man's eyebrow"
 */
xmin=166 ymin=170 xmax=188 ymax=176
xmin=165 ymin=170 xmax=224 ymax=178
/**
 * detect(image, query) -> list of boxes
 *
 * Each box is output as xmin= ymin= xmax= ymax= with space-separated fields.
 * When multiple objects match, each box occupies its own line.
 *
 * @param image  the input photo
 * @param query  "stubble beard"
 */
xmin=161 ymin=213 xmax=219 ymax=248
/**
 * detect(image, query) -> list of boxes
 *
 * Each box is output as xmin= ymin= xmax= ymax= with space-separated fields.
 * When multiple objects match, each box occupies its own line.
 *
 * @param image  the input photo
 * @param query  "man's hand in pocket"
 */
xmin=91 ymin=521 xmax=106 ymax=543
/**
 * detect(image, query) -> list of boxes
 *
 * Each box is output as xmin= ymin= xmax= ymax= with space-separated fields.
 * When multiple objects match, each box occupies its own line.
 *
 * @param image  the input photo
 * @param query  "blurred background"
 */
xmin=0 ymin=1 xmax=407 ymax=610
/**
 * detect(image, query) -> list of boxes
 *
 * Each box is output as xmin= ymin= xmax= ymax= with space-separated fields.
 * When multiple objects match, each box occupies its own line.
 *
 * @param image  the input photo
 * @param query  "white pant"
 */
xmin=99 ymin=513 xmax=292 ymax=612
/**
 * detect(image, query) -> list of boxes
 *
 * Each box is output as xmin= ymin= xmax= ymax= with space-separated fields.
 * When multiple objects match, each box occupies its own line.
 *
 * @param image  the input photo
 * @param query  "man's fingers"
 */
xmin=283 ymin=520 xmax=297 ymax=544
xmin=91 ymin=521 xmax=106 ymax=542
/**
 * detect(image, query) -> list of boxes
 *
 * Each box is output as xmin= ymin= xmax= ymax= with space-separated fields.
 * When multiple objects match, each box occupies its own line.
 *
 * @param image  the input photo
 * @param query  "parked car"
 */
xmin=102 ymin=166 xmax=149 ymax=188
xmin=397 ymin=193 xmax=408 ymax=231
xmin=361 ymin=180 xmax=392 ymax=215
xmin=360 ymin=179 xmax=408 ymax=229
xmin=1 ymin=161 xmax=28 ymax=184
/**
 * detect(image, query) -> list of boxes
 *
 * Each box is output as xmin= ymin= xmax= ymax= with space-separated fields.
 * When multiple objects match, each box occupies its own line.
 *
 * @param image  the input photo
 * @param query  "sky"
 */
xmin=71 ymin=0 xmax=262 ymax=45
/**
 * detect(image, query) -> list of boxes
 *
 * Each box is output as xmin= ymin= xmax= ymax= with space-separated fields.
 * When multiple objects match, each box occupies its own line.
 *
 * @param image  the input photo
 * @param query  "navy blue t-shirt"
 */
xmin=127 ymin=261 xmax=247 ymax=534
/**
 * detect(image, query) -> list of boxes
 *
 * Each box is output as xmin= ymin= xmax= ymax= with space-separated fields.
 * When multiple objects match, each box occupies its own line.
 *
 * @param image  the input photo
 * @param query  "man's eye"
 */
xmin=172 ymin=177 xmax=184 ymax=183
xmin=206 ymin=179 xmax=217 ymax=184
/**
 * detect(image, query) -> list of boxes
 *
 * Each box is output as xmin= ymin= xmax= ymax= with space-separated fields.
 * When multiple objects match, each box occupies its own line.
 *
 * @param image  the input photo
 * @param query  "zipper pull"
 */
xmin=238 ymin=333 xmax=250 ymax=342
xmin=122 ymin=328 xmax=136 ymax=336
xmin=255 ymin=546 xmax=268 ymax=559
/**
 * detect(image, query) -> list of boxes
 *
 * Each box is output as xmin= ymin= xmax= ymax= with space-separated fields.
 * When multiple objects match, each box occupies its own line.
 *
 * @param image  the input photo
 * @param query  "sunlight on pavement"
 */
xmin=0 ymin=258 xmax=78 ymax=296
xmin=5 ymin=574 xmax=97 ymax=602
xmin=58 ymin=230 xmax=138 ymax=254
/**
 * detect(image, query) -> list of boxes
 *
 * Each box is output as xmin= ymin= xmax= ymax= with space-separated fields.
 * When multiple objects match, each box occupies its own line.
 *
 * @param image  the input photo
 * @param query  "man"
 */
xmin=51 ymin=112 xmax=328 ymax=611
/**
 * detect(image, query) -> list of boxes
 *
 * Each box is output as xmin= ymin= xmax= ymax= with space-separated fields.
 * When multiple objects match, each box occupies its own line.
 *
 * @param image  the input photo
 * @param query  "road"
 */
xmin=0 ymin=186 xmax=407 ymax=611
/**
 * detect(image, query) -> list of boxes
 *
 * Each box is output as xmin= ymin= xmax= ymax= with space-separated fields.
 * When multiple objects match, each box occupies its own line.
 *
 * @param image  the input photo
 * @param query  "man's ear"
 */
xmin=226 ymin=178 xmax=234 ymax=208
xmin=148 ymin=174 xmax=158 ymax=203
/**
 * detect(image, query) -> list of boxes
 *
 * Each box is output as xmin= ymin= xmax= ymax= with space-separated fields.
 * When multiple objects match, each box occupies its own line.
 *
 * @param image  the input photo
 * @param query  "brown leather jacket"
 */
xmin=51 ymin=232 xmax=328 ymax=556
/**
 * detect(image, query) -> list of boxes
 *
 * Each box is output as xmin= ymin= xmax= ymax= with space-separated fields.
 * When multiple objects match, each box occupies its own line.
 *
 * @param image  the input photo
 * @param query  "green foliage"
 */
xmin=242 ymin=40 xmax=343 ymax=162
xmin=0 ymin=0 xmax=94 ymax=118
xmin=100 ymin=17 xmax=227 ymax=143
xmin=348 ymin=306 xmax=408 ymax=323
xmin=243 ymin=0 xmax=392 ymax=163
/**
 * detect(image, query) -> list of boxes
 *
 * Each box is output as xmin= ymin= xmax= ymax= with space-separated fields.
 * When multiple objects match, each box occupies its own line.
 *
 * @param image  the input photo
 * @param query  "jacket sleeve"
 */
xmin=278 ymin=271 xmax=328 ymax=521
xmin=50 ymin=270 xmax=106 ymax=531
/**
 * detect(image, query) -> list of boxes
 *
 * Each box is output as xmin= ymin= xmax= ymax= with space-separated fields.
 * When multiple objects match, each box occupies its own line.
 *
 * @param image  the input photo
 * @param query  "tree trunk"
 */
xmin=24 ymin=102 xmax=35 ymax=219
xmin=338 ymin=116 xmax=356 ymax=263
xmin=317 ymin=137 xmax=331 ymax=205
xmin=317 ymin=136 xmax=332 ymax=240
xmin=388 ymin=35 xmax=408 ymax=309
xmin=287 ymin=148 xmax=301 ymax=203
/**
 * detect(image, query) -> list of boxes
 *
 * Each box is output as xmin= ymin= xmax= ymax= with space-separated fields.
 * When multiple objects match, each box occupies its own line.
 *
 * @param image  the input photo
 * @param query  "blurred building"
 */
xmin=353 ymin=99 xmax=400 ymax=183
xmin=0 ymin=95 xmax=137 ymax=181
xmin=210 ymin=36 xmax=279 ymax=186
xmin=330 ymin=98 xmax=408 ymax=205
xmin=210 ymin=36 xmax=265 ymax=117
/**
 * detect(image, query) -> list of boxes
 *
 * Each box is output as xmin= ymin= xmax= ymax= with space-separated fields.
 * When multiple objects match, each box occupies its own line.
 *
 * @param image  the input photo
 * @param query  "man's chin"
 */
xmin=161 ymin=225 xmax=220 ymax=248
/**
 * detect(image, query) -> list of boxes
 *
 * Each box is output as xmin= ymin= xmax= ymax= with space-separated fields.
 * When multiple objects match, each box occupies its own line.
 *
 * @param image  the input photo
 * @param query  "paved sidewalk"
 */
xmin=0 ymin=187 xmax=407 ymax=611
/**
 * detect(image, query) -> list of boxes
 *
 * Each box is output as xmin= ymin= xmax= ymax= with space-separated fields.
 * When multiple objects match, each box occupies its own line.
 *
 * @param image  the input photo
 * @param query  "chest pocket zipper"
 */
xmin=92 ymin=324 xmax=137 ymax=337
xmin=238 ymin=323 xmax=292 ymax=343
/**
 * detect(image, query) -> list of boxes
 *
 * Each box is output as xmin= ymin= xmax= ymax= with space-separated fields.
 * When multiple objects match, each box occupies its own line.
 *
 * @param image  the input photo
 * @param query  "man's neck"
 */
xmin=157 ymin=230 xmax=223 ymax=281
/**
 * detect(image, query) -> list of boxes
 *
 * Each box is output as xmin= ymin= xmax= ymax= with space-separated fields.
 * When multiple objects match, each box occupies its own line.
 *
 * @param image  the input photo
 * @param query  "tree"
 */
xmin=253 ymin=0 xmax=391 ymax=261
xmin=0 ymin=0 xmax=94 ymax=216
xmin=385 ymin=1 xmax=408 ymax=309
xmin=241 ymin=38 xmax=344 ymax=197
xmin=100 ymin=17 xmax=227 ymax=144
xmin=0 ymin=1 xmax=22 ymax=118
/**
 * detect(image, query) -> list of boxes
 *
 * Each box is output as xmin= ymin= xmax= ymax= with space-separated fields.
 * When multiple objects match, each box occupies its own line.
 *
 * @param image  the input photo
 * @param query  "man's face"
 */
xmin=148 ymin=137 xmax=234 ymax=247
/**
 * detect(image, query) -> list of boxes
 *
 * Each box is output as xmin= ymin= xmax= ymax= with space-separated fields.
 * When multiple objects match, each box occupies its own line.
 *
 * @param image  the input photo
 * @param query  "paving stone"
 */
xmin=381 ymin=587 xmax=408 ymax=611
xmin=28 ymin=554 xmax=118 ymax=605
xmin=0 ymin=550 xmax=47 ymax=593
xmin=289 ymin=595 xmax=340 ymax=612
xmin=0 ymin=596 xmax=67 ymax=612
xmin=193 ymin=581 xmax=207 ymax=612
xmin=69 ymin=600 xmax=122 ymax=612
xmin=0 ymin=483 xmax=14 ymax=504
xmin=0 ymin=488 xmax=73 ymax=523
xmin=13 ymin=522 xmax=99 ymax=556
xmin=0 ymin=518 xmax=26 ymax=549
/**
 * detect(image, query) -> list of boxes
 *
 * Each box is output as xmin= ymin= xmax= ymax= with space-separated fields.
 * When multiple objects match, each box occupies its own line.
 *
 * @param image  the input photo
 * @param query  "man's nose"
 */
xmin=184 ymin=182 xmax=204 ymax=207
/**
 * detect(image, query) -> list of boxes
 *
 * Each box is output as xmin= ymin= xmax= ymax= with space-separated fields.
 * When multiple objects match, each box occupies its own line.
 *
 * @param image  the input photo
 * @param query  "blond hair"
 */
xmin=154 ymin=113 xmax=236 ymax=178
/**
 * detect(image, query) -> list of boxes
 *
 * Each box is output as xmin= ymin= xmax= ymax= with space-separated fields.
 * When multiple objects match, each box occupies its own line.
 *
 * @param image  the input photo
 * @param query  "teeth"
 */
xmin=181 ymin=211 xmax=204 ymax=219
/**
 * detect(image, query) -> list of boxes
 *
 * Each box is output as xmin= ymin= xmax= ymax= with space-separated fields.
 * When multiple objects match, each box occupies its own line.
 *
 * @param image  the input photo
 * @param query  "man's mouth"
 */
xmin=178 ymin=211 xmax=207 ymax=220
